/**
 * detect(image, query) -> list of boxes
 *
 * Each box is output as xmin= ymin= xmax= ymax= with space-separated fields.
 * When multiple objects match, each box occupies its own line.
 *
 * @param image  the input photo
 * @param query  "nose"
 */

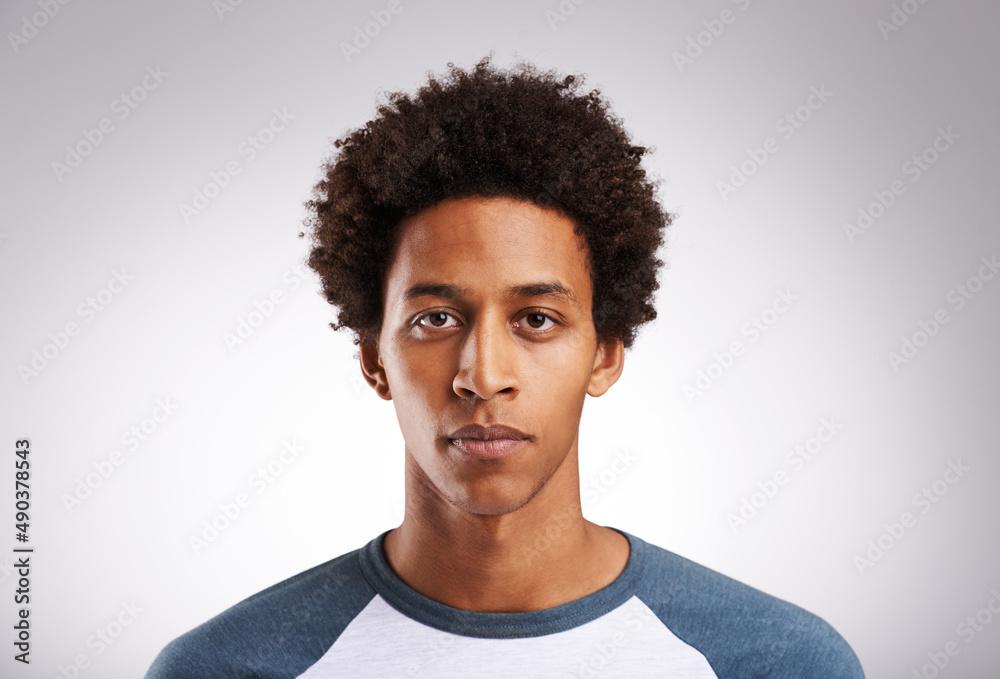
xmin=452 ymin=310 xmax=519 ymax=400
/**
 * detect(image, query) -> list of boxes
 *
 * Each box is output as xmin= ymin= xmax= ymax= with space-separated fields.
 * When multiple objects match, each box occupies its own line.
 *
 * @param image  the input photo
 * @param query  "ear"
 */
xmin=587 ymin=338 xmax=625 ymax=397
xmin=359 ymin=341 xmax=392 ymax=401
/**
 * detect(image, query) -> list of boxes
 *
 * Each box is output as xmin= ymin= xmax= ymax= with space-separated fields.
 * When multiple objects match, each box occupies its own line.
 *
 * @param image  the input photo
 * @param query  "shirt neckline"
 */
xmin=357 ymin=526 xmax=648 ymax=639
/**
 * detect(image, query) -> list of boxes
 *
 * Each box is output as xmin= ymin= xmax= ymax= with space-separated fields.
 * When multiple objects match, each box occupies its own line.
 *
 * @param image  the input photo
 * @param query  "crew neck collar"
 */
xmin=357 ymin=526 xmax=648 ymax=639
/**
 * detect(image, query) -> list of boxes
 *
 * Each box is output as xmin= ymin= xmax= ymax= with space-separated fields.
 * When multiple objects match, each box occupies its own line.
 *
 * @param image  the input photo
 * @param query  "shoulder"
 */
xmin=629 ymin=534 xmax=864 ymax=679
xmin=144 ymin=546 xmax=377 ymax=679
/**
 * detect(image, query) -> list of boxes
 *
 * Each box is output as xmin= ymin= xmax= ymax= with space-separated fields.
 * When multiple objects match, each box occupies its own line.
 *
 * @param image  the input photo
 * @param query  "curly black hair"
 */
xmin=300 ymin=54 xmax=671 ymax=349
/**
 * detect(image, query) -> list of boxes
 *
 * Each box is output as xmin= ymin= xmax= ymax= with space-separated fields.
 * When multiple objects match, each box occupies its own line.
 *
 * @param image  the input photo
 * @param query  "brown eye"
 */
xmin=520 ymin=312 xmax=556 ymax=331
xmin=417 ymin=311 xmax=457 ymax=328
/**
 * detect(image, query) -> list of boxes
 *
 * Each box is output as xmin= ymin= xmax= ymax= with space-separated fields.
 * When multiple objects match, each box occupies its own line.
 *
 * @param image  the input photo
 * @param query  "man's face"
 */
xmin=363 ymin=195 xmax=622 ymax=516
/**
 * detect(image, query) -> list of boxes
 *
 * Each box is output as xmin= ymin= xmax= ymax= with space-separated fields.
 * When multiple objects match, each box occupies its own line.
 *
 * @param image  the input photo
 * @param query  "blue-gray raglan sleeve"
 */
xmin=144 ymin=551 xmax=377 ymax=679
xmin=631 ymin=538 xmax=864 ymax=679
xmin=762 ymin=610 xmax=864 ymax=679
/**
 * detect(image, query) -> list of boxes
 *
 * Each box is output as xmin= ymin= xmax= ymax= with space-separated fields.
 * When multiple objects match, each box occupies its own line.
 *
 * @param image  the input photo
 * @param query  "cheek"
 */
xmin=530 ymin=332 xmax=595 ymax=383
xmin=384 ymin=343 xmax=450 ymax=417
xmin=522 ymin=341 xmax=595 ymax=427
xmin=397 ymin=344 xmax=447 ymax=387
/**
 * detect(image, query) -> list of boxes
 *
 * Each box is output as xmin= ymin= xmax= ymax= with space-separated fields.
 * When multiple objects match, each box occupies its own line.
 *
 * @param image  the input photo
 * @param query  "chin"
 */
xmin=445 ymin=489 xmax=536 ymax=516
xmin=442 ymin=476 xmax=547 ymax=516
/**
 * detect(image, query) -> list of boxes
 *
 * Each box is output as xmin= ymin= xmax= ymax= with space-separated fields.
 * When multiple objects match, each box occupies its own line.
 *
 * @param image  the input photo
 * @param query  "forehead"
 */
xmin=384 ymin=196 xmax=592 ymax=306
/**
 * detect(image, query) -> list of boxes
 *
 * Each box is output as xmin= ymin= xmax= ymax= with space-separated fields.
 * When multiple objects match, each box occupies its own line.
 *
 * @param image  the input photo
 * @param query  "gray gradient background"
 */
xmin=1 ymin=0 xmax=998 ymax=677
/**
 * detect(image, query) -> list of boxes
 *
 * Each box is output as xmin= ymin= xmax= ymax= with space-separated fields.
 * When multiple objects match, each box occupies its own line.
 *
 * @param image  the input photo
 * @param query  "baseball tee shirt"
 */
xmin=145 ymin=527 xmax=864 ymax=678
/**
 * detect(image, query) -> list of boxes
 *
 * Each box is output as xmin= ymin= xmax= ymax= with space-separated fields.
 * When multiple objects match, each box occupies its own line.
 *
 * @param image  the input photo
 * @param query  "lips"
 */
xmin=447 ymin=424 xmax=530 ymax=459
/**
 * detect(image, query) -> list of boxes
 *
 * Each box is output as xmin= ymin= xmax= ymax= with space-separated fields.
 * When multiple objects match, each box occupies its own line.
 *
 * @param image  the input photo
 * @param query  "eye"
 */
xmin=413 ymin=309 xmax=559 ymax=333
xmin=517 ymin=311 xmax=557 ymax=332
xmin=415 ymin=311 xmax=459 ymax=329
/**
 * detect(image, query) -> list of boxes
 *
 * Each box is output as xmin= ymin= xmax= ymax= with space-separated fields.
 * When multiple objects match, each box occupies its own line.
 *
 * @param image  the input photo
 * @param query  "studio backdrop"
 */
xmin=1 ymin=0 xmax=998 ymax=677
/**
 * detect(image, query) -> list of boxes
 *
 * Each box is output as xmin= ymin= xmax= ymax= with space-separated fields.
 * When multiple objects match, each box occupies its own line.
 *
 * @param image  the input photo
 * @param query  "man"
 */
xmin=145 ymin=55 xmax=864 ymax=678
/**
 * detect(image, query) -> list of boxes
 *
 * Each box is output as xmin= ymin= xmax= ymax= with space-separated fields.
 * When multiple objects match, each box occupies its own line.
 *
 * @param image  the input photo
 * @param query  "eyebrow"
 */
xmin=402 ymin=282 xmax=580 ymax=308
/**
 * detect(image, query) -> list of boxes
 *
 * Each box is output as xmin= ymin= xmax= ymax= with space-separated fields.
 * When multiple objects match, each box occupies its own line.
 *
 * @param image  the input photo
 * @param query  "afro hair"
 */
xmin=300 ymin=54 xmax=672 ymax=349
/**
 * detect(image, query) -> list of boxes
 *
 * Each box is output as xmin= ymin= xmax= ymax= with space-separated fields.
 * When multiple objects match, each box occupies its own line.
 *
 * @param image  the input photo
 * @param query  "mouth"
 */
xmin=447 ymin=424 xmax=530 ymax=459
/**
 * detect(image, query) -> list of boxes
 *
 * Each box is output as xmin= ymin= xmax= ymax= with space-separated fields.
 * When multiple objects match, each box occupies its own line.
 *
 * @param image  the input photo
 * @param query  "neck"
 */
xmin=382 ymin=444 xmax=630 ymax=612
